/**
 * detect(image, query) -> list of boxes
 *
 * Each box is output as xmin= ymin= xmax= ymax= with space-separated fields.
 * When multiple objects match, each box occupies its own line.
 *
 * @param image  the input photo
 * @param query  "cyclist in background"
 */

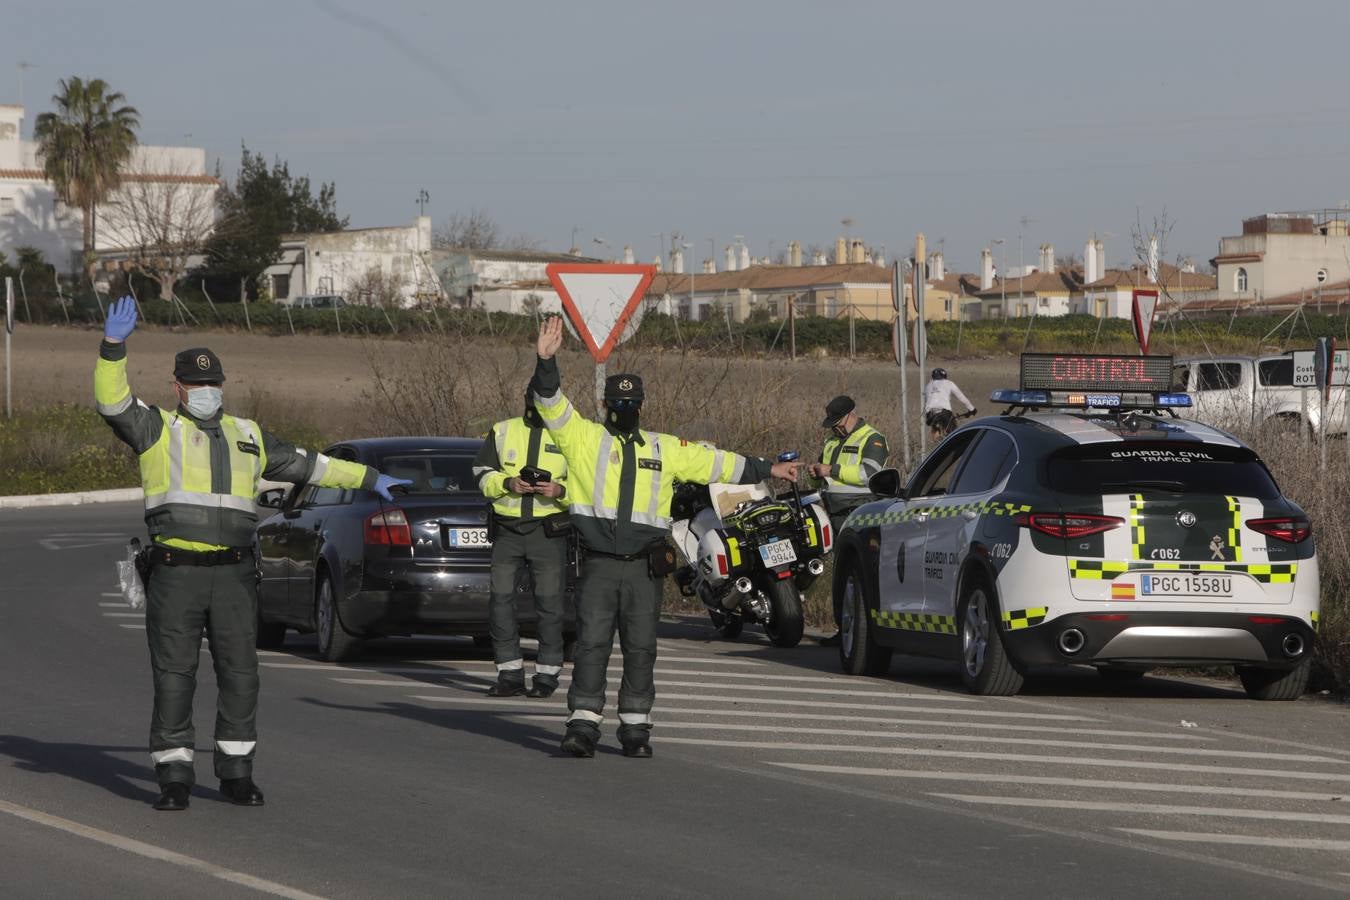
xmin=923 ymin=368 xmax=976 ymax=441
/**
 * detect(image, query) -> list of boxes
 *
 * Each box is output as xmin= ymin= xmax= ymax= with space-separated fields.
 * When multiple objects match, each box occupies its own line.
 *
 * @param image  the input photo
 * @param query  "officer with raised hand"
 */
xmin=474 ymin=387 xmax=571 ymax=699
xmin=94 ymin=296 xmax=410 ymax=812
xmin=809 ymin=395 xmax=889 ymax=646
xmin=531 ymin=315 xmax=800 ymax=759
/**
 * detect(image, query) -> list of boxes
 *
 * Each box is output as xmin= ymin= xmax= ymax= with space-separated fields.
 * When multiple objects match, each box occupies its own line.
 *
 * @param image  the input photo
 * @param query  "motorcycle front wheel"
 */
xmin=762 ymin=579 xmax=804 ymax=648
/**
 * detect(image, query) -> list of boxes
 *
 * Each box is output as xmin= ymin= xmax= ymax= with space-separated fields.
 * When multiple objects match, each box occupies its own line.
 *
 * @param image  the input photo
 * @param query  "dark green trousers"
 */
xmin=146 ymin=558 xmax=258 ymax=787
xmin=489 ymin=521 xmax=569 ymax=670
xmin=566 ymin=555 xmax=660 ymax=741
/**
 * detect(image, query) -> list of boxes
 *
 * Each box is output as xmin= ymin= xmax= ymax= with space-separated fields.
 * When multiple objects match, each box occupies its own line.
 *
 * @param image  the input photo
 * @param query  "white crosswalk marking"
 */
xmin=767 ymin=764 xmax=1345 ymax=802
xmin=933 ymin=794 xmax=1350 ymax=825
xmin=102 ymin=612 xmax=144 ymax=619
xmin=119 ymin=623 xmax=146 ymax=630
xmin=656 ymin=737 xmax=1350 ymax=782
xmin=1120 ymin=831 xmax=1350 ymax=852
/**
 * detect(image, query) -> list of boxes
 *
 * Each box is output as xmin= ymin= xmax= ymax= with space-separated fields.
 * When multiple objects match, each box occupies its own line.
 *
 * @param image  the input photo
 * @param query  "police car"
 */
xmin=832 ymin=353 xmax=1320 ymax=699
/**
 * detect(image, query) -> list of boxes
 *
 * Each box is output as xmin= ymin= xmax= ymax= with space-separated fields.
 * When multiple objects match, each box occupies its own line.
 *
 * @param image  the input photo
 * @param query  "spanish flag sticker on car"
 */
xmin=1111 ymin=581 xmax=1136 ymax=600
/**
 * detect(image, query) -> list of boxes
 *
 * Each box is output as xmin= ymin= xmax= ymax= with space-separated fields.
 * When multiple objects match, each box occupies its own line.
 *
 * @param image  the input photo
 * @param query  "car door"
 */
xmin=285 ymin=445 xmax=359 ymax=619
xmin=876 ymin=432 xmax=980 ymax=621
xmin=923 ymin=429 xmax=1018 ymax=618
xmin=254 ymin=502 xmax=291 ymax=620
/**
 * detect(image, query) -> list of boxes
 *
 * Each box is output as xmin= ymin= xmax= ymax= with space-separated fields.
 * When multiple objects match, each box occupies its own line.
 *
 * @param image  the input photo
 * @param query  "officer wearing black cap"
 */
xmin=530 ymin=316 xmax=800 ymax=758
xmin=94 ymin=297 xmax=410 ymax=811
xmin=809 ymin=394 xmax=889 ymax=645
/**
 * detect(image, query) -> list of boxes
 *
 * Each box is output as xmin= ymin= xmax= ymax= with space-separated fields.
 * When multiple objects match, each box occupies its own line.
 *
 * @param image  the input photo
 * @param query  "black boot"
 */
xmin=219 ymin=777 xmax=265 ymax=806
xmin=153 ymin=783 xmax=190 ymax=811
xmin=526 ymin=674 xmax=559 ymax=699
xmin=619 ymin=732 xmax=653 ymax=759
xmin=487 ymin=669 xmax=526 ymax=697
xmin=560 ymin=725 xmax=597 ymax=758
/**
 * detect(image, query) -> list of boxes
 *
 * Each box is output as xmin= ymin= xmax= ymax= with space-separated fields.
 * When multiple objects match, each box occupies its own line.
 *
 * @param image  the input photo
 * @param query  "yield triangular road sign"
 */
xmin=1132 ymin=289 xmax=1159 ymax=355
xmin=546 ymin=263 xmax=656 ymax=363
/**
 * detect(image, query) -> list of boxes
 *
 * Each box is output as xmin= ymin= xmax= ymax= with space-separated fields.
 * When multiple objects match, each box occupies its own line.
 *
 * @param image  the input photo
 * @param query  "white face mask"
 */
xmin=183 ymin=386 xmax=223 ymax=419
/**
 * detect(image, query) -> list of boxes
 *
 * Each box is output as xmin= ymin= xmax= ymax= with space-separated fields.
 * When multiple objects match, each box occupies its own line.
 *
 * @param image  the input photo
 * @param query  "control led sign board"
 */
xmin=1020 ymin=353 xmax=1174 ymax=393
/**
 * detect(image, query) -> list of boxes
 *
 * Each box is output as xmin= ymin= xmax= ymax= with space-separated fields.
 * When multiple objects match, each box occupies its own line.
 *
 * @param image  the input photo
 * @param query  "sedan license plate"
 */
xmin=446 ymin=527 xmax=491 ymax=548
xmin=759 ymin=539 xmax=797 ymax=568
xmin=1139 ymin=573 xmax=1232 ymax=598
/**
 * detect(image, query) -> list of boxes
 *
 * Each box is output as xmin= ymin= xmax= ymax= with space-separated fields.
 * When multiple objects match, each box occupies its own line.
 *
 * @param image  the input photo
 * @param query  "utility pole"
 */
xmin=415 ymin=188 xmax=430 ymax=217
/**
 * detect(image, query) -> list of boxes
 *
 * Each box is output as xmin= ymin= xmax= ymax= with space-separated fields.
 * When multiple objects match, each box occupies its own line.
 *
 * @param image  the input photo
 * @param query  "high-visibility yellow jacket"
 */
xmin=531 ymin=357 xmax=773 ymax=555
xmin=94 ymin=340 xmax=375 ymax=550
xmin=816 ymin=420 xmax=888 ymax=515
xmin=472 ymin=415 xmax=569 ymax=522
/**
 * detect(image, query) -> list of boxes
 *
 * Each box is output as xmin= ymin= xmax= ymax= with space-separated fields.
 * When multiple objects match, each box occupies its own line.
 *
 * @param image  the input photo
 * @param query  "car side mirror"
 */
xmin=868 ymin=468 xmax=905 ymax=499
xmin=257 ymin=488 xmax=286 ymax=509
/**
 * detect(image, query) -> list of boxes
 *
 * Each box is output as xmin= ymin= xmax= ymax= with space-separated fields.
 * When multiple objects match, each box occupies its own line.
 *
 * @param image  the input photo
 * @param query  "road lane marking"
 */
xmin=656 ymin=738 xmax=1350 ymax=782
xmin=768 ymin=764 xmax=1345 ymax=801
xmin=119 ymin=624 xmax=146 ymax=630
xmin=1119 ymin=830 xmax=1350 ymax=852
xmin=653 ymin=723 xmax=1336 ymax=762
xmin=0 ymin=798 xmax=328 ymax=900
xmin=98 ymin=602 xmax=125 ymax=608
xmin=933 ymin=794 xmax=1350 ymax=825
xmin=100 ymin=592 xmax=124 ymax=598
xmin=102 ymin=612 xmax=144 ymax=618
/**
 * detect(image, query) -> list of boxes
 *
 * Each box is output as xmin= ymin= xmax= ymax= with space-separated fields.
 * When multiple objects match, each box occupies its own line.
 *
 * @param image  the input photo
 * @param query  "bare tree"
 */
xmin=348 ymin=264 xmax=409 ymax=308
xmin=100 ymin=161 xmax=217 ymax=300
xmin=433 ymin=208 xmax=541 ymax=251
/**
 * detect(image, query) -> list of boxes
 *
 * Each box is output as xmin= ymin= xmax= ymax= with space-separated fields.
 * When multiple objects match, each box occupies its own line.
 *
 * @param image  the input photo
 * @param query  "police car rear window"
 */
xmin=1044 ymin=443 xmax=1280 ymax=499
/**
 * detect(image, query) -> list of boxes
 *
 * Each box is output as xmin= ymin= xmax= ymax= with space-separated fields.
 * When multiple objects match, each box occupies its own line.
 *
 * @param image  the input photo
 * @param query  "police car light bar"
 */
xmin=990 ymin=389 xmax=1192 ymax=410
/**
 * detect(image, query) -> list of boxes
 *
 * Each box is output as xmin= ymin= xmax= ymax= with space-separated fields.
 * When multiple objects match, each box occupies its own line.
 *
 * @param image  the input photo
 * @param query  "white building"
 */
xmin=428 ymin=247 xmax=601 ymax=313
xmin=1212 ymin=212 xmax=1350 ymax=301
xmin=264 ymin=216 xmax=444 ymax=306
xmin=0 ymin=104 xmax=217 ymax=272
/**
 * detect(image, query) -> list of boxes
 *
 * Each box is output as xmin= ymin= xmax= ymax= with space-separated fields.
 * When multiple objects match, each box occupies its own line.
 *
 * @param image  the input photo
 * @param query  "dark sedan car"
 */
xmin=254 ymin=436 xmax=576 ymax=661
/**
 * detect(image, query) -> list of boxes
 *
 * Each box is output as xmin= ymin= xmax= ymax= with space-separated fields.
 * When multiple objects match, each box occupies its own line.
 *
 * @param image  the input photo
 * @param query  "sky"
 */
xmin=6 ymin=0 xmax=1350 ymax=273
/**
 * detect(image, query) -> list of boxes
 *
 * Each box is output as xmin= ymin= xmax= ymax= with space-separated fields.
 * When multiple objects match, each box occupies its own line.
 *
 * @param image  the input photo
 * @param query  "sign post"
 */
xmin=4 ymin=276 xmax=13 ymax=418
xmin=892 ymin=262 xmax=910 ymax=472
xmin=914 ymin=234 xmax=927 ymax=458
xmin=545 ymin=263 xmax=656 ymax=413
xmin=1131 ymin=289 xmax=1159 ymax=355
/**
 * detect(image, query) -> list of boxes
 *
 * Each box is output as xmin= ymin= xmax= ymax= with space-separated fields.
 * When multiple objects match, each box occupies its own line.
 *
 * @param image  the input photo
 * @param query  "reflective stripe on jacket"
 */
xmin=818 ymin=421 xmax=888 ymax=513
xmin=472 ymin=416 xmax=568 ymax=520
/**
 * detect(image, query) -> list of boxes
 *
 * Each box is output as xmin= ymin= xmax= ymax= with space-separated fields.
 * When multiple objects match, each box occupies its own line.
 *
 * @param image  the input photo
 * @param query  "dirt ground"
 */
xmin=9 ymin=322 xmax=1020 ymax=456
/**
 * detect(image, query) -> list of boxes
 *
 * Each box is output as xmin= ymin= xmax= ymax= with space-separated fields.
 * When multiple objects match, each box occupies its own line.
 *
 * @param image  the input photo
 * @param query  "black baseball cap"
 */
xmin=821 ymin=394 xmax=855 ymax=427
xmin=173 ymin=347 xmax=225 ymax=384
xmin=604 ymin=373 xmax=644 ymax=402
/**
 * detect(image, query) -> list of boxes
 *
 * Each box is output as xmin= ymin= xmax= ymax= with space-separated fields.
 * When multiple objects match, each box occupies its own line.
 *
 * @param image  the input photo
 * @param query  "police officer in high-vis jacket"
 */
xmin=531 ymin=316 xmax=800 ymax=759
xmin=474 ymin=388 xmax=570 ymax=698
xmin=809 ymin=395 xmax=889 ymax=646
xmin=94 ymin=297 xmax=409 ymax=811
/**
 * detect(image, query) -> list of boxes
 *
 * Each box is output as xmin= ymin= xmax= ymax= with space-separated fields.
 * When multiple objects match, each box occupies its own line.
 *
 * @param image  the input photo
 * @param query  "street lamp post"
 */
xmin=992 ymin=238 xmax=1006 ymax=313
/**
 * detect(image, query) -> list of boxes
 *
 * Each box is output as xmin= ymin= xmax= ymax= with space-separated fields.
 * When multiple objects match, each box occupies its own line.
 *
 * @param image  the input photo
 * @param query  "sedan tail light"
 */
xmin=1016 ymin=512 xmax=1124 ymax=539
xmin=1245 ymin=516 xmax=1312 ymax=543
xmin=365 ymin=508 xmax=412 ymax=546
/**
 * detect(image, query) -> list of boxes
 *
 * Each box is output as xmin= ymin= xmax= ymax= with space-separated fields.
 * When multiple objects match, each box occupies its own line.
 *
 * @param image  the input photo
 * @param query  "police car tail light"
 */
xmin=1245 ymin=516 xmax=1311 ymax=543
xmin=1016 ymin=512 xmax=1124 ymax=539
xmin=365 ymin=508 xmax=412 ymax=546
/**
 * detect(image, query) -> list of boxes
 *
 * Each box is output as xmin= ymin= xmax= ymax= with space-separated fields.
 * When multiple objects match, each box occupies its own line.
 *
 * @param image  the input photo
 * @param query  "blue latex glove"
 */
xmin=104 ymin=296 xmax=138 ymax=342
xmin=373 ymin=473 xmax=413 ymax=500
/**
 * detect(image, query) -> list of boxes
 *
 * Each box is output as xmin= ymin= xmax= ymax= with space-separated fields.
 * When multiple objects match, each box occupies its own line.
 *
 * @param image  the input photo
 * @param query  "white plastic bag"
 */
xmin=117 ymin=538 xmax=146 ymax=610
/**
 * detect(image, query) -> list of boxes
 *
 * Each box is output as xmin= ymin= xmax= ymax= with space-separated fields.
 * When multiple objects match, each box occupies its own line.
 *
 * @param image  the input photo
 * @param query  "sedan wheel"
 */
xmin=315 ymin=571 xmax=361 ymax=662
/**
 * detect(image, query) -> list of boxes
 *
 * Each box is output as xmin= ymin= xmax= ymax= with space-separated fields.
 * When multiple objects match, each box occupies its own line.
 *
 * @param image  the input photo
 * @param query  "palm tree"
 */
xmin=33 ymin=77 xmax=140 ymax=280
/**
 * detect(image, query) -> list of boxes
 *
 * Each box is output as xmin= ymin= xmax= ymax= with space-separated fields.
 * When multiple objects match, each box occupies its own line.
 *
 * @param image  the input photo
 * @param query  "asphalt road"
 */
xmin=3 ymin=501 xmax=1349 ymax=899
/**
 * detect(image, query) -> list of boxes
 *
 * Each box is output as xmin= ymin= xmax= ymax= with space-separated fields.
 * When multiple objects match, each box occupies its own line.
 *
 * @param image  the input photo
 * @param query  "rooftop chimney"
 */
xmin=1095 ymin=240 xmax=1105 ymax=282
xmin=725 ymin=245 xmax=736 ymax=272
xmin=1084 ymin=239 xmax=1099 ymax=284
xmin=980 ymin=248 xmax=994 ymax=291
xmin=1040 ymin=243 xmax=1055 ymax=274
xmin=789 ymin=241 xmax=802 ymax=267
xmin=622 ymin=245 xmax=634 ymax=264
xmin=653 ymin=256 xmax=663 ymax=272
xmin=737 ymin=243 xmax=750 ymax=270
xmin=671 ymin=248 xmax=685 ymax=274
xmin=835 ymin=236 xmax=847 ymax=265
xmin=703 ymin=259 xmax=715 ymax=274
xmin=812 ymin=251 xmax=827 ymax=266
xmin=930 ymin=251 xmax=945 ymax=281
xmin=850 ymin=239 xmax=866 ymax=264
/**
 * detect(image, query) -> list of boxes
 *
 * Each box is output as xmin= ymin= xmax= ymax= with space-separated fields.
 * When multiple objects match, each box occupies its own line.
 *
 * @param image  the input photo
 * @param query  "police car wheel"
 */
xmin=763 ymin=580 xmax=804 ymax=648
xmin=315 ymin=570 xmax=362 ymax=662
xmin=1237 ymin=658 xmax=1311 ymax=701
xmin=838 ymin=558 xmax=891 ymax=677
xmin=958 ymin=583 xmax=1024 ymax=696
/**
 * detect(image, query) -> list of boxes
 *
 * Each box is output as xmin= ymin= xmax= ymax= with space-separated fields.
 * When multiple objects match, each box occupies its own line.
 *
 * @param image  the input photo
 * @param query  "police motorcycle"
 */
xmin=670 ymin=452 xmax=834 ymax=648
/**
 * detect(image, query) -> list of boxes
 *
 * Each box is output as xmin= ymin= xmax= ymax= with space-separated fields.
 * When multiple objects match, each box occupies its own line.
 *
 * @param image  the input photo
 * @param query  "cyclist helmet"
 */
xmin=931 ymin=367 xmax=947 ymax=380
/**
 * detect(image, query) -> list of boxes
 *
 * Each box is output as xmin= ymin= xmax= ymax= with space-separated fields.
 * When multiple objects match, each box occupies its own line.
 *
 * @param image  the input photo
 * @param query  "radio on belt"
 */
xmin=991 ymin=352 xmax=1192 ymax=412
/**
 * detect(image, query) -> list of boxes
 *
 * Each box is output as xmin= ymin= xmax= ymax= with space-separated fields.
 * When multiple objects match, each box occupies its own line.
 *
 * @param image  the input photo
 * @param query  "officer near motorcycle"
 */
xmin=473 ymin=388 xmax=571 ymax=698
xmin=809 ymin=395 xmax=889 ymax=646
xmin=531 ymin=316 xmax=800 ymax=759
xmin=94 ymin=297 xmax=410 ymax=811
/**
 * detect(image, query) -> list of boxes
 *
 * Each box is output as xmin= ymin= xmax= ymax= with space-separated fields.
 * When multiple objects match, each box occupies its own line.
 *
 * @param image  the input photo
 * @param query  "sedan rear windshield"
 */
xmin=1045 ymin=442 xmax=1281 ymax=499
xmin=376 ymin=453 xmax=478 ymax=494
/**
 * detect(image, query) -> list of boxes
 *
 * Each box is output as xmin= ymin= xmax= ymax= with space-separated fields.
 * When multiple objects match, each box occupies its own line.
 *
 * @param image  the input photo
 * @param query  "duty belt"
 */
xmin=582 ymin=542 xmax=665 ymax=562
xmin=148 ymin=545 xmax=252 ymax=567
